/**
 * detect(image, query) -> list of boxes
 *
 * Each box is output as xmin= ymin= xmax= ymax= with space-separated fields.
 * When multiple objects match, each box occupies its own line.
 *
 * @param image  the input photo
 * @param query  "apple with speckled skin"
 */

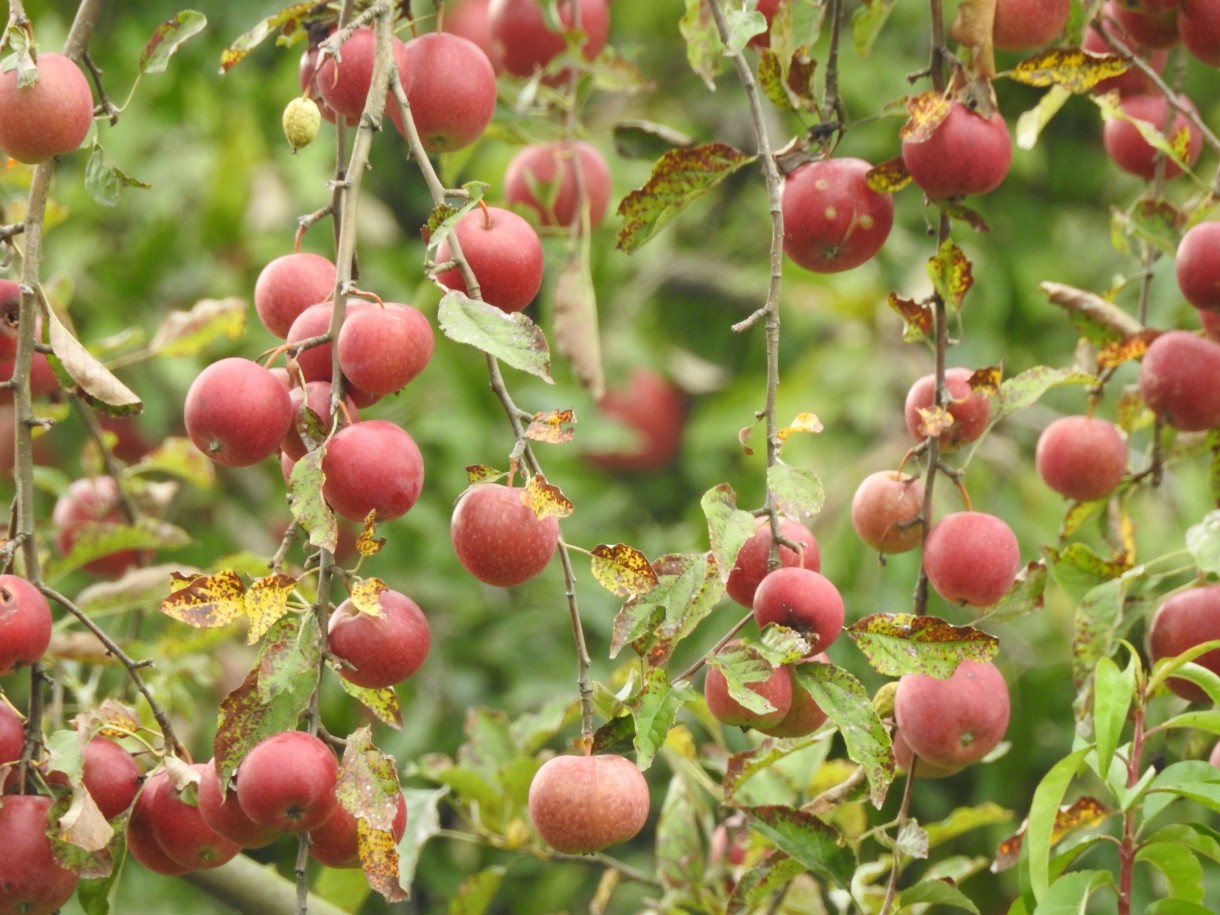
xmin=153 ymin=762 xmax=242 ymax=870
xmin=851 ymin=471 xmax=925 ymax=554
xmin=0 ymin=575 xmax=53 ymax=676
xmin=923 ymin=512 xmax=1021 ymax=608
xmin=726 ymin=519 xmax=821 ymax=609
xmin=451 ymin=483 xmax=560 ymax=587
xmin=528 ymin=753 xmax=649 ymax=853
xmin=1176 ymin=222 xmax=1220 ymax=312
xmin=435 ymin=206 xmax=545 ymax=314
xmin=895 ymin=659 xmax=1010 ymax=768
xmin=236 ymin=731 xmax=338 ymax=833
xmin=309 ymin=791 xmax=408 ymax=868
xmin=752 ymin=568 xmax=844 ymax=656
xmin=0 ymin=794 xmax=80 ymax=913
xmin=0 ymin=52 xmax=93 ymax=164
xmin=321 ymin=420 xmax=425 ymax=523
xmin=902 ymin=101 xmax=1012 ymax=198
xmin=1035 ymin=415 xmax=1128 ymax=501
xmin=1138 ymin=330 xmax=1220 ymax=431
xmin=185 ymin=358 xmax=294 ymax=467
xmin=1147 ymin=585 xmax=1220 ymax=702
xmin=781 ymin=158 xmax=894 ymax=273
xmin=328 ymin=588 xmax=431 ymax=689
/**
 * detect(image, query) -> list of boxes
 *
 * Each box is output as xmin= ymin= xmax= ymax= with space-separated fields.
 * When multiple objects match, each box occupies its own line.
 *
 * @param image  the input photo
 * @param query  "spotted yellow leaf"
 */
xmin=243 ymin=574 xmax=297 ymax=645
xmin=592 ymin=543 xmax=659 ymax=597
xmin=161 ymin=570 xmax=245 ymax=629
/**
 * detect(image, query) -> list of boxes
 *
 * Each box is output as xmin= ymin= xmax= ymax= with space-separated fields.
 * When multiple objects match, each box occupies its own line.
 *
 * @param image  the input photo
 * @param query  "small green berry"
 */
xmin=282 ymin=96 xmax=321 ymax=153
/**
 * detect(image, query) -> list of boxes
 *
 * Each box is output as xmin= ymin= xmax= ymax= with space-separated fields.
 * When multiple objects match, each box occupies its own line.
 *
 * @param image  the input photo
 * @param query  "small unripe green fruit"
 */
xmin=282 ymin=96 xmax=321 ymax=152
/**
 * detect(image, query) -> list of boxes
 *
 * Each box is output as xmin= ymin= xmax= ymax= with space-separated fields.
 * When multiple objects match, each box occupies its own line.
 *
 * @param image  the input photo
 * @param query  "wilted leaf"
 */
xmin=161 ymin=569 xmax=246 ymax=629
xmin=743 ymin=805 xmax=856 ymax=888
xmin=757 ymin=49 xmax=795 ymax=113
xmin=524 ymin=473 xmax=573 ymax=520
xmin=592 ymin=543 xmax=658 ymax=597
xmin=612 ymin=552 xmax=723 ymax=665
xmin=349 ymin=578 xmax=389 ymax=617
xmin=140 ymin=11 xmax=208 ymax=74
xmin=867 ymin=156 xmax=912 ymax=193
xmin=847 ymin=613 xmax=999 ymax=678
xmin=889 ymin=292 xmax=933 ymax=341
xmin=147 ymin=297 xmax=245 ymax=357
xmin=777 ymin=412 xmax=823 ymax=444
xmin=552 ymin=254 xmax=603 ymax=399
xmin=45 ymin=306 xmax=141 ymax=411
xmin=338 ymin=727 xmax=406 ymax=903
xmin=1097 ymin=333 xmax=1152 ymax=371
xmin=524 ymin=409 xmax=576 ymax=445
xmin=927 ymin=239 xmax=973 ymax=313
xmin=357 ymin=514 xmax=385 ymax=557
xmin=59 ymin=787 xmax=113 ymax=853
xmin=613 ymin=119 xmax=695 ymax=160
xmin=1012 ymin=47 xmax=1131 ymax=93
xmin=220 ymin=2 xmax=318 ymax=72
xmin=994 ymin=795 xmax=1112 ymax=873
xmin=337 ymin=678 xmax=404 ymax=730
xmin=438 ymin=291 xmax=553 ymax=383
xmin=949 ymin=0 xmax=997 ymax=79
xmin=617 ymin=142 xmax=757 ymax=253
xmin=84 ymin=144 xmax=153 ymax=208
xmin=243 ymin=574 xmax=296 ymax=645
xmin=900 ymin=91 xmax=951 ymax=143
xmin=465 ymin=464 xmax=504 ymax=485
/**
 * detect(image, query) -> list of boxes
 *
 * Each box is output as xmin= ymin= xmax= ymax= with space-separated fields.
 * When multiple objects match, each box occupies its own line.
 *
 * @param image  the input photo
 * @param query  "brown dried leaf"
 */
xmin=950 ymin=0 xmax=997 ymax=79
xmin=968 ymin=365 xmax=1003 ymax=396
xmin=58 ymin=786 xmax=113 ymax=853
xmin=338 ymin=726 xmax=406 ymax=903
xmin=993 ymin=796 xmax=1113 ymax=872
xmin=525 ymin=409 xmax=577 ymax=445
xmin=161 ymin=570 xmax=246 ymax=629
xmin=591 ymin=543 xmax=659 ymax=597
xmin=889 ymin=293 xmax=933 ymax=342
xmin=1097 ymin=332 xmax=1154 ymax=371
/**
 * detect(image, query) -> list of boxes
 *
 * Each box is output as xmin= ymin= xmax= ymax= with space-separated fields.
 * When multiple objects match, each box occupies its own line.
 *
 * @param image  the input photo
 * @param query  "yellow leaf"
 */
xmin=357 ymin=512 xmax=386 ymax=558
xmin=243 ymin=574 xmax=297 ymax=645
xmin=525 ymin=473 xmax=574 ymax=520
xmin=592 ymin=543 xmax=659 ymax=597
xmin=160 ymin=570 xmax=245 ymax=629
xmin=349 ymin=578 xmax=389 ymax=617
xmin=525 ymin=409 xmax=577 ymax=444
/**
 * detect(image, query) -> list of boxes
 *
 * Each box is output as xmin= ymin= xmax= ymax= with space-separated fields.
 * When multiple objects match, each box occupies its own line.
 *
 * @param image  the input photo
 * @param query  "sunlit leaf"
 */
xmin=927 ymin=239 xmax=973 ymax=314
xmin=524 ymin=473 xmax=573 ymax=519
xmin=847 ymin=613 xmax=999 ymax=678
xmin=701 ymin=483 xmax=756 ymax=586
xmin=900 ymin=91 xmax=951 ymax=143
xmin=767 ymin=462 xmax=825 ymax=521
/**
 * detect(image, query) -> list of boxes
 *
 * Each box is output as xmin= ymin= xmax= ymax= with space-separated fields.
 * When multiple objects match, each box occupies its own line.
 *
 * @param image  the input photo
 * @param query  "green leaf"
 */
xmin=630 ymin=667 xmax=695 ymax=771
xmin=1145 ymin=760 xmax=1220 ymax=819
xmin=1030 ymin=869 xmax=1114 ymax=913
xmin=899 ymin=879 xmax=980 ymax=913
xmin=701 ymin=483 xmax=757 ymax=585
xmin=1017 ymin=86 xmax=1072 ymax=150
xmin=726 ymin=853 xmax=806 ymax=914
xmin=45 ymin=519 xmax=190 ymax=581
xmin=1141 ymin=823 xmax=1220 ymax=865
xmin=125 ymin=436 xmax=217 ymax=488
xmin=220 ymin=2 xmax=317 ymax=72
xmin=84 ymin=144 xmax=153 ymax=208
xmin=1157 ymin=708 xmax=1220 ymax=736
xmin=742 ymin=805 xmax=855 ymax=888
xmin=437 ymin=290 xmax=553 ymax=383
xmin=139 ymin=11 xmax=208 ymax=74
xmin=851 ymin=0 xmax=898 ymax=58
xmin=617 ymin=142 xmax=757 ymax=253
xmin=992 ymin=367 xmax=1095 ymax=425
xmin=767 ymin=462 xmax=825 ymax=520
xmin=449 ymin=866 xmax=505 ymax=915
xmin=656 ymin=774 xmax=703 ymax=891
xmin=612 ymin=551 xmax=724 ymax=665
xmin=1070 ymin=578 xmax=1127 ymax=685
xmin=979 ymin=561 xmax=1048 ymax=625
xmin=398 ymin=787 xmax=448 ymax=897
xmin=722 ymin=9 xmax=767 ymax=55
xmin=707 ymin=641 xmax=780 ymax=715
xmin=924 ymin=802 xmax=1014 ymax=849
xmin=1136 ymin=840 xmax=1204 ymax=904
xmin=847 ymin=613 xmax=998 ymax=678
xmin=147 ymin=297 xmax=246 ymax=358
xmin=1146 ymin=901 xmax=1216 ymax=915
xmin=678 ymin=0 xmax=724 ymax=90
xmin=723 ymin=731 xmax=831 ymax=801
xmin=1147 ymin=639 xmax=1220 ymax=701
xmin=1026 ymin=745 xmax=1092 ymax=901
xmin=288 ymin=448 xmax=338 ymax=554
xmin=1186 ymin=510 xmax=1220 ymax=576
xmin=1092 ymin=656 xmax=1134 ymax=776
xmin=794 ymin=662 xmax=893 ymax=807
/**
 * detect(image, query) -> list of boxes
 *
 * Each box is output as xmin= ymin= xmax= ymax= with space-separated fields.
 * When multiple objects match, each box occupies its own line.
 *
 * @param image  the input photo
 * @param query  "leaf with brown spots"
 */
xmin=525 ymin=474 xmax=574 ymax=520
xmin=993 ymin=796 xmax=1113 ymax=872
xmin=889 ymin=293 xmax=933 ymax=342
xmin=336 ymin=678 xmax=403 ymax=730
xmin=949 ymin=0 xmax=997 ymax=79
xmin=219 ymin=2 xmax=318 ymax=73
xmin=757 ymin=49 xmax=795 ymax=113
xmin=900 ymin=91 xmax=951 ymax=143
xmin=140 ymin=11 xmax=208 ymax=75
xmin=968 ymin=365 xmax=1003 ymax=396
xmin=592 ymin=543 xmax=658 ymax=598
xmin=357 ymin=513 xmax=385 ymax=558
xmin=617 ymin=143 xmax=758 ymax=253
xmin=465 ymin=464 xmax=505 ymax=485
xmin=611 ymin=552 xmax=723 ymax=664
xmin=701 ymin=484 xmax=756 ymax=586
xmin=866 ymin=156 xmax=912 ymax=194
xmin=927 ymin=239 xmax=973 ymax=314
xmin=525 ymin=409 xmax=577 ymax=445
xmin=161 ymin=569 xmax=246 ymax=629
xmin=1097 ymin=332 xmax=1153 ymax=371
xmin=338 ymin=726 xmax=406 ymax=903
xmin=243 ymin=574 xmax=296 ymax=645
xmin=438 ymin=291 xmax=553 ymax=384
xmin=77 ymin=700 xmax=142 ymax=740
xmin=349 ymin=577 xmax=389 ymax=617
xmin=1012 ymin=47 xmax=1131 ymax=93
xmin=847 ymin=613 xmax=999 ymax=678
xmin=289 ymin=448 xmax=338 ymax=554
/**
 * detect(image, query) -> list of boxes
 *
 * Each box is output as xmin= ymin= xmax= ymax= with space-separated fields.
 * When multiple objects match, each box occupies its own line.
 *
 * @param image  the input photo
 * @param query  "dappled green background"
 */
xmin=5 ymin=0 xmax=1220 ymax=912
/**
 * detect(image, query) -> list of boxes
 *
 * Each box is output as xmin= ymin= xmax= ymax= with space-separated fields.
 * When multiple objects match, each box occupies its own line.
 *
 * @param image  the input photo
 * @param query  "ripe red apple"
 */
xmin=197 ymin=758 xmax=279 ymax=849
xmin=0 ymin=794 xmax=80 ymax=914
xmin=1035 ymin=415 xmax=1128 ymax=501
xmin=153 ymin=762 xmax=241 ymax=870
xmin=752 ymin=567 xmax=845 ymax=656
xmin=0 ymin=52 xmax=93 ymax=164
xmin=1176 ymin=222 xmax=1220 ymax=311
xmin=993 ymin=0 xmax=1071 ymax=50
xmin=923 ymin=511 xmax=1021 ymax=608
xmin=1179 ymin=0 xmax=1220 ymax=64
xmin=1113 ymin=0 xmax=1181 ymax=47
xmin=1138 ymin=330 xmax=1220 ymax=431
xmin=527 ymin=753 xmax=650 ymax=854
xmin=892 ymin=728 xmax=965 ymax=778
xmin=1103 ymin=93 xmax=1202 ymax=181
xmin=287 ymin=300 xmax=353 ymax=385
xmin=80 ymin=737 xmax=141 ymax=820
xmin=0 ymin=702 xmax=23 ymax=764
xmin=726 ymin=518 xmax=821 ymax=609
xmin=904 ymin=367 xmax=992 ymax=451
xmin=314 ymin=28 xmax=410 ymax=124
xmin=1083 ymin=22 xmax=1169 ymax=96
xmin=336 ymin=301 xmax=434 ymax=396
xmin=489 ymin=0 xmax=611 ymax=78
xmin=704 ymin=646 xmax=793 ymax=729
xmin=126 ymin=771 xmax=195 ymax=876
xmin=0 ymin=342 xmax=58 ymax=399
xmin=0 ymin=575 xmax=52 ymax=676
xmin=321 ymin=420 xmax=425 ymax=523
xmin=585 ymin=369 xmax=685 ymax=472
xmin=1201 ymin=309 xmax=1220 ymax=343
xmin=328 ymin=588 xmax=431 ymax=689
xmin=394 ymin=33 xmax=497 ymax=152
xmin=504 ymin=141 xmax=613 ymax=229
xmin=894 ymin=659 xmax=1010 ymax=768
xmin=281 ymin=381 xmax=359 ymax=463
xmin=236 ymin=731 xmax=339 ymax=832
xmin=851 ymin=470 xmax=926 ymax=554
xmin=253 ymin=252 xmax=336 ymax=339
xmin=443 ymin=0 xmax=501 ymax=70
xmin=52 ymin=476 xmax=142 ymax=578
xmin=185 ymin=357 xmax=294 ymax=467
xmin=309 ymin=790 xmax=408 ymax=868
xmin=781 ymin=158 xmax=894 ymax=273
xmin=450 ymin=483 xmax=560 ymax=587
xmin=901 ymin=101 xmax=1012 ymax=198
xmin=0 ymin=280 xmax=20 ymax=361
xmin=1147 ymin=584 xmax=1220 ymax=702
xmin=434 ymin=206 xmax=545 ymax=314
xmin=755 ymin=655 xmax=830 ymax=739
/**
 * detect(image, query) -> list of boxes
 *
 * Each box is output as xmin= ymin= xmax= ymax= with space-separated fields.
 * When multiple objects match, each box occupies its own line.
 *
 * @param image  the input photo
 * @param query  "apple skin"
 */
xmin=752 ymin=567 xmax=845 ymax=656
xmin=336 ymin=302 xmax=434 ymax=396
xmin=585 ymin=369 xmax=686 ymax=472
xmin=1113 ymin=1 xmax=1181 ymax=48
xmin=1083 ymin=22 xmax=1168 ymax=96
xmin=281 ymin=381 xmax=359 ymax=463
xmin=901 ymin=102 xmax=1012 ymax=198
xmin=395 ymin=33 xmax=497 ymax=152
xmin=781 ymin=158 xmax=894 ymax=273
xmin=81 ymin=737 xmax=141 ymax=820
xmin=197 ymin=758 xmax=279 ymax=849
xmin=185 ymin=357 xmax=294 ymax=467
xmin=1035 ymin=415 xmax=1128 ymax=502
xmin=152 ymin=762 xmax=242 ymax=870
xmin=726 ymin=519 xmax=821 ymax=609
xmin=505 ymin=141 xmax=613 ymax=229
xmin=0 ymin=702 xmax=23 ymax=764
xmin=1147 ymin=584 xmax=1220 ymax=703
xmin=126 ymin=770 xmax=195 ymax=876
xmin=52 ymin=476 xmax=143 ymax=578
xmin=894 ymin=659 xmax=1010 ymax=768
xmin=314 ymin=28 xmax=410 ymax=124
xmin=236 ymin=731 xmax=339 ymax=833
xmin=0 ymin=794 xmax=80 ymax=914
xmin=892 ymin=728 xmax=965 ymax=779
xmin=0 ymin=575 xmax=53 ymax=676
xmin=1201 ymin=309 xmax=1220 ymax=343
xmin=489 ymin=0 xmax=611 ymax=78
xmin=747 ymin=0 xmax=789 ymax=49
xmin=527 ymin=753 xmax=650 ymax=854
xmin=704 ymin=646 xmax=793 ymax=729
xmin=321 ymin=420 xmax=425 ymax=523
xmin=851 ymin=470 xmax=926 ymax=554
xmin=993 ymin=0 xmax=1071 ymax=50
xmin=309 ymin=790 xmax=408 ymax=868
xmin=904 ymin=367 xmax=992 ymax=451
xmin=450 ymin=483 xmax=560 ymax=587
xmin=435 ymin=206 xmax=545 ymax=314
xmin=1138 ymin=330 xmax=1220 ymax=431
xmin=755 ymin=655 xmax=830 ymax=739
xmin=443 ymin=0 xmax=502 ymax=70
xmin=1176 ymin=222 xmax=1220 ymax=311
xmin=923 ymin=512 xmax=1021 ymax=608
xmin=1211 ymin=739 xmax=1220 ymax=767
xmin=1179 ymin=0 xmax=1220 ymax=65
xmin=254 ymin=253 xmax=336 ymax=339
xmin=0 ymin=280 xmax=20 ymax=361
xmin=328 ymin=588 xmax=431 ymax=689
xmin=1103 ymin=93 xmax=1202 ymax=181
xmin=0 ymin=52 xmax=93 ymax=164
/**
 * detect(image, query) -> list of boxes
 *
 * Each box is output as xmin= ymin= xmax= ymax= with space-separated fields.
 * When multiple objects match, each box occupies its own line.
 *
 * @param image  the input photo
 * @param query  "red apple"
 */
xmin=0 ymin=702 xmax=23 ymax=764
xmin=1179 ymin=0 xmax=1220 ymax=65
xmin=236 ymin=731 xmax=339 ymax=832
xmin=443 ymin=0 xmax=502 ymax=70
xmin=747 ymin=0 xmax=790 ymax=50
xmin=0 ymin=794 xmax=80 ymax=913
xmin=253 ymin=252 xmax=336 ymax=339
xmin=1201 ymin=309 xmax=1220 ymax=343
xmin=850 ymin=470 xmax=926 ymax=554
xmin=504 ymin=141 xmax=613 ymax=229
xmin=726 ymin=518 xmax=821 ymax=609
xmin=1035 ymin=415 xmax=1128 ymax=501
xmin=585 ymin=369 xmax=686 ymax=472
xmin=489 ymin=0 xmax=611 ymax=78
xmin=197 ymin=758 xmax=279 ymax=849
xmin=328 ymin=588 xmax=431 ymax=689
xmin=892 ymin=728 xmax=966 ymax=778
xmin=1113 ymin=1 xmax=1181 ymax=48
xmin=1138 ymin=330 xmax=1220 ymax=431
xmin=902 ymin=101 xmax=1012 ymax=198
xmin=0 ymin=575 xmax=52 ymax=676
xmin=336 ymin=301 xmax=434 ymax=396
xmin=1083 ymin=22 xmax=1168 ymax=97
xmin=1103 ymin=93 xmax=1202 ymax=181
xmin=752 ymin=567 xmax=845 ymax=656
xmin=395 ymin=33 xmax=497 ymax=152
xmin=704 ymin=645 xmax=793 ymax=729
xmin=1176 ymin=222 xmax=1220 ymax=311
xmin=527 ymin=753 xmax=650 ymax=853
xmin=52 ymin=476 xmax=143 ymax=578
xmin=434 ymin=206 xmax=545 ymax=314
xmin=321 ymin=420 xmax=425 ymax=523
xmin=755 ymin=655 xmax=831 ymax=739
xmin=1147 ymin=584 xmax=1220 ymax=702
xmin=281 ymin=381 xmax=359 ymax=463
xmin=781 ymin=158 xmax=894 ymax=273
xmin=0 ymin=52 xmax=93 ymax=164
xmin=904 ymin=367 xmax=992 ymax=451
xmin=185 ymin=357 xmax=294 ymax=467
xmin=309 ymin=790 xmax=408 ymax=868
xmin=314 ymin=28 xmax=410 ymax=124
xmin=923 ymin=512 xmax=1021 ymax=608
xmin=126 ymin=771 xmax=195 ymax=876
xmin=993 ymin=0 xmax=1071 ymax=50
xmin=153 ymin=762 xmax=242 ymax=870
xmin=80 ymin=737 xmax=141 ymax=820
xmin=0 ymin=280 xmax=20 ymax=361
xmin=451 ymin=483 xmax=560 ymax=587
xmin=894 ymin=659 xmax=1010 ymax=768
